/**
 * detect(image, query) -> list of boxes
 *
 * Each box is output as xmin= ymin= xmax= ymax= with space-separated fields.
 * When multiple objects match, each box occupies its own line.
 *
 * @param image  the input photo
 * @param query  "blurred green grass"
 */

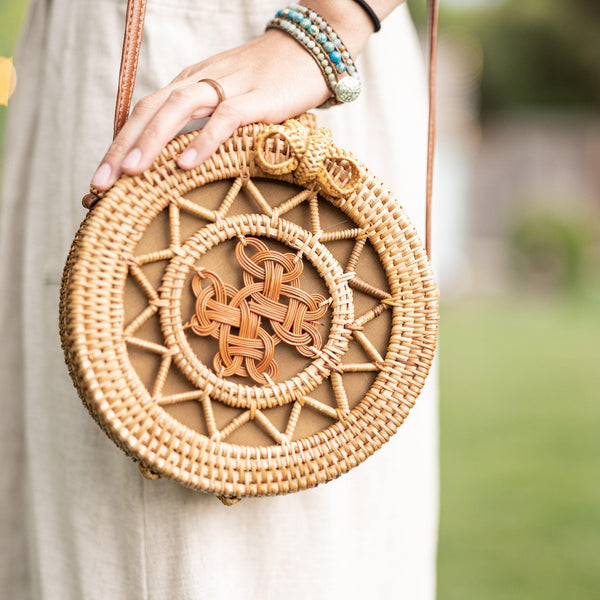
xmin=438 ymin=295 xmax=600 ymax=599
xmin=0 ymin=0 xmax=25 ymax=56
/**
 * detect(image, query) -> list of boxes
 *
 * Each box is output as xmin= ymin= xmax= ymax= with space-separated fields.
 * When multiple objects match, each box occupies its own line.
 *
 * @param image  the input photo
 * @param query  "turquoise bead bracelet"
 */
xmin=266 ymin=4 xmax=361 ymax=105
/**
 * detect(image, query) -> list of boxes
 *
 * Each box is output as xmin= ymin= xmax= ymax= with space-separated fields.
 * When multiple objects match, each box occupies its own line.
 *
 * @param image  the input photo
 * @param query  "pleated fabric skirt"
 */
xmin=0 ymin=1 xmax=438 ymax=598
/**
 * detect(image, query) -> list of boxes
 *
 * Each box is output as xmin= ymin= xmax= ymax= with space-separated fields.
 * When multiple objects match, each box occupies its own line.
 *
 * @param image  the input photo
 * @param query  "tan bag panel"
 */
xmin=124 ymin=178 xmax=392 ymax=446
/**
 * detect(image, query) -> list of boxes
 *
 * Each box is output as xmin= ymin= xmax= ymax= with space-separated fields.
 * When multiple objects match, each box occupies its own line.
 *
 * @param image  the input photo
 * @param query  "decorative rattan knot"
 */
xmin=186 ymin=237 xmax=329 ymax=385
xmin=254 ymin=119 xmax=362 ymax=198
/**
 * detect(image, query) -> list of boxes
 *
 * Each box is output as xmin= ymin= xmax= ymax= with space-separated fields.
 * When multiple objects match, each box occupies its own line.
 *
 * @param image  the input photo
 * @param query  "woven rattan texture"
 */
xmin=186 ymin=237 xmax=329 ymax=385
xmin=60 ymin=114 xmax=438 ymax=499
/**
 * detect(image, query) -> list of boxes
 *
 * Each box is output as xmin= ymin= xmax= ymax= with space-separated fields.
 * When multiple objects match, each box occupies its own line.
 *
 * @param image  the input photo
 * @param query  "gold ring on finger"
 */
xmin=197 ymin=78 xmax=226 ymax=107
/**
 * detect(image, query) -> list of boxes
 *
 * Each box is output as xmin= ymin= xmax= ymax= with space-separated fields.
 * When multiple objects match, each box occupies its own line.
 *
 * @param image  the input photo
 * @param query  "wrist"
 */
xmin=267 ymin=6 xmax=362 ymax=105
xmin=262 ymin=28 xmax=332 ymax=103
xmin=300 ymin=1 xmax=373 ymax=57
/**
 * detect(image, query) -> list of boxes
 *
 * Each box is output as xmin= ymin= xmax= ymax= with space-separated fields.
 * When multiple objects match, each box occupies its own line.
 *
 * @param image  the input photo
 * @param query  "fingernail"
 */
xmin=91 ymin=162 xmax=111 ymax=189
xmin=178 ymin=147 xmax=198 ymax=168
xmin=122 ymin=147 xmax=142 ymax=170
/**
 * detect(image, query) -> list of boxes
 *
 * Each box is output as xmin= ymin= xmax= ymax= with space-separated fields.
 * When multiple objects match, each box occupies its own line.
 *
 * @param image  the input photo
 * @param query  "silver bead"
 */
xmin=335 ymin=76 xmax=361 ymax=103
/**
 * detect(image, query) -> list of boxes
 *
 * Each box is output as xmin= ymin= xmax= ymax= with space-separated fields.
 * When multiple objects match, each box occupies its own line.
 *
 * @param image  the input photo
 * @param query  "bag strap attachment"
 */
xmin=108 ymin=0 xmax=439 ymax=259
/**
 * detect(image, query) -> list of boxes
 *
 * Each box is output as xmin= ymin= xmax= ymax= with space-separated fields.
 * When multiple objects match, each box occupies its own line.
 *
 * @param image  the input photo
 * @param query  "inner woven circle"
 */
xmin=158 ymin=213 xmax=354 ymax=410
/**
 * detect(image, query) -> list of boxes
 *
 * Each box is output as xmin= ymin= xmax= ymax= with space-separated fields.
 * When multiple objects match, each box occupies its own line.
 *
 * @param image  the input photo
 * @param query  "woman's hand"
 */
xmin=90 ymin=29 xmax=331 ymax=192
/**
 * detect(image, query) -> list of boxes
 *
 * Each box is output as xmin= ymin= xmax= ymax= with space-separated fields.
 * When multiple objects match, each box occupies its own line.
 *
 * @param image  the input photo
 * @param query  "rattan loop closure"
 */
xmin=255 ymin=120 xmax=362 ymax=198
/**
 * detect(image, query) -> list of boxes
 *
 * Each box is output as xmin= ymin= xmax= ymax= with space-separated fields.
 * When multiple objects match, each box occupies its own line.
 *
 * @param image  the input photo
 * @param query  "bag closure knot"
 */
xmin=254 ymin=119 xmax=362 ymax=198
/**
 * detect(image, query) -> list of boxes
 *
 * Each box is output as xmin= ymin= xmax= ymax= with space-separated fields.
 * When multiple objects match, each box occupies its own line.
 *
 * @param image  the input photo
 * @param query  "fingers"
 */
xmin=91 ymin=77 xmax=234 ymax=190
xmin=120 ymin=78 xmax=231 ymax=174
xmin=91 ymin=89 xmax=170 ymax=190
xmin=88 ymin=30 xmax=329 ymax=198
xmin=177 ymin=92 xmax=264 ymax=169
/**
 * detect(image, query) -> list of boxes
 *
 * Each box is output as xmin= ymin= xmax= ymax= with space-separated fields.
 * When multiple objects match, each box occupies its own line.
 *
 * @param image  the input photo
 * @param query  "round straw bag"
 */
xmin=60 ymin=113 xmax=438 ymax=503
xmin=59 ymin=1 xmax=440 ymax=505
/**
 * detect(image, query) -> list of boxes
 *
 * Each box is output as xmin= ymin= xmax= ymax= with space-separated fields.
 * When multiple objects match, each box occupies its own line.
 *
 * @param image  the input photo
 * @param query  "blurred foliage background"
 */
xmin=2 ymin=1 xmax=599 ymax=598
xmin=407 ymin=0 xmax=600 ymax=598
xmin=0 ymin=0 xmax=27 ymax=152
xmin=409 ymin=0 xmax=600 ymax=113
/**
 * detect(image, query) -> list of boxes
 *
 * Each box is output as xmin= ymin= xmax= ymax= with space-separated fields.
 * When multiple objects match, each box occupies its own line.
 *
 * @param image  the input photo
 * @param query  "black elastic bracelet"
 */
xmin=352 ymin=0 xmax=382 ymax=32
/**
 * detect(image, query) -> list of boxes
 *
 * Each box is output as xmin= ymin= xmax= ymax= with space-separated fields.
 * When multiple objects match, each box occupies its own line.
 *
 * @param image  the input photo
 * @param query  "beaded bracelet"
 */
xmin=267 ymin=4 xmax=361 ymax=105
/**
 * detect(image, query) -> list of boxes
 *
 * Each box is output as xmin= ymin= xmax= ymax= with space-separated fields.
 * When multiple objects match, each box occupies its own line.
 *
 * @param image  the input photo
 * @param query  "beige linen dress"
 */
xmin=0 ymin=0 xmax=438 ymax=598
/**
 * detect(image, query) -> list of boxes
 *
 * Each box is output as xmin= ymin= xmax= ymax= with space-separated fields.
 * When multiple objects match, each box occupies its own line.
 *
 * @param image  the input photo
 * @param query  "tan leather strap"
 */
xmin=113 ymin=0 xmax=147 ymax=138
xmin=425 ymin=0 xmax=439 ymax=259
xmin=110 ymin=0 xmax=439 ymax=258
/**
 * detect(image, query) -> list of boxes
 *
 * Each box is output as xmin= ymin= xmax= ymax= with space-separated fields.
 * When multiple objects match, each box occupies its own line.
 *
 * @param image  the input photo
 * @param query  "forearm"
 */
xmin=301 ymin=0 xmax=405 ymax=56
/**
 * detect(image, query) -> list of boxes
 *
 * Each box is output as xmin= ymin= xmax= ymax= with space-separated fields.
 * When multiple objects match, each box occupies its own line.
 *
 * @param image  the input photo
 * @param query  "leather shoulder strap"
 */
xmin=113 ymin=0 xmax=147 ymax=138
xmin=111 ymin=0 xmax=439 ymax=258
xmin=425 ymin=0 xmax=439 ymax=259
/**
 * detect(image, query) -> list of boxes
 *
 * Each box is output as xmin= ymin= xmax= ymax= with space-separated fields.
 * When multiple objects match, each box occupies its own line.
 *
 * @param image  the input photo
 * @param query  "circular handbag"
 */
xmin=59 ymin=0 xmax=439 ymax=505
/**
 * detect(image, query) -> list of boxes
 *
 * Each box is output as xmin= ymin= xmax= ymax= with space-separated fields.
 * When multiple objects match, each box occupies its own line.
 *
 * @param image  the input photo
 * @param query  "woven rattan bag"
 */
xmin=60 ymin=0 xmax=440 ymax=505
